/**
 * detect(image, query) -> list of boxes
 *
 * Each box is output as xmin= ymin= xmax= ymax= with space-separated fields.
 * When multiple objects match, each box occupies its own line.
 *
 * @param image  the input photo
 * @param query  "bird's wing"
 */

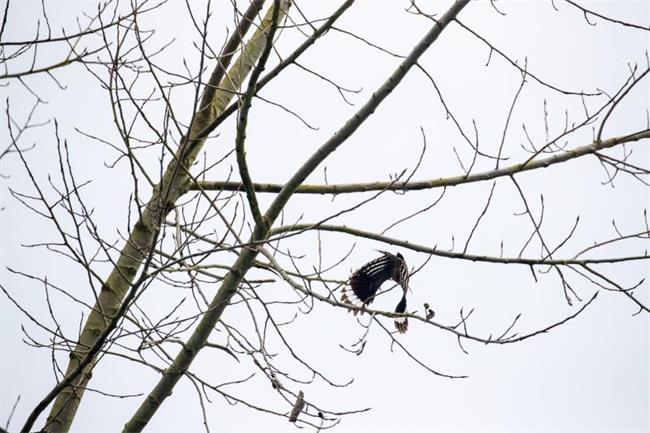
xmin=343 ymin=254 xmax=393 ymax=306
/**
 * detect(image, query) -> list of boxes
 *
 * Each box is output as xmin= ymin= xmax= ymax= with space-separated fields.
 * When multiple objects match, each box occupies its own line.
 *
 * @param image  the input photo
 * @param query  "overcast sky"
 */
xmin=1 ymin=1 xmax=648 ymax=432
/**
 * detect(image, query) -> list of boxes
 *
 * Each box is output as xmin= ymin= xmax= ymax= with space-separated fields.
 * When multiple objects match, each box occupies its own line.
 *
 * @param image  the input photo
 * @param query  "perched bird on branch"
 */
xmin=341 ymin=251 xmax=410 ymax=333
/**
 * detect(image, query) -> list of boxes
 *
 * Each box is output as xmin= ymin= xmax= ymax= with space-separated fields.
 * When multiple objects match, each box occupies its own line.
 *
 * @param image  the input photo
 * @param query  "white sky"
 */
xmin=1 ymin=1 xmax=649 ymax=432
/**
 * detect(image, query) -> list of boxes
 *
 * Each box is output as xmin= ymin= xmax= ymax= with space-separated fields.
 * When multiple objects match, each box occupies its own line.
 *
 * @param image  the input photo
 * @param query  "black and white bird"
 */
xmin=341 ymin=251 xmax=410 ymax=333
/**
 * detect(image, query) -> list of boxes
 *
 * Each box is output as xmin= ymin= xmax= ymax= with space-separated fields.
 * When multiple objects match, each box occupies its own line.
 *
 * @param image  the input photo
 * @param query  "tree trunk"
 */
xmin=40 ymin=2 xmax=291 ymax=431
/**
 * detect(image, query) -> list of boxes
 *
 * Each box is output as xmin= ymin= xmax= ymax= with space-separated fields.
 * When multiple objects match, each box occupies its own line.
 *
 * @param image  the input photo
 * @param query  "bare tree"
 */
xmin=1 ymin=0 xmax=648 ymax=432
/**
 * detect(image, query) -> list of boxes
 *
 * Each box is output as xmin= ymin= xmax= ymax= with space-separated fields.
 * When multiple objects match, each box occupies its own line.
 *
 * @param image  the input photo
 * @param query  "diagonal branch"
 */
xmin=235 ymin=0 xmax=282 ymax=229
xmin=121 ymin=2 xmax=471 ymax=431
xmin=25 ymin=2 xmax=285 ymax=433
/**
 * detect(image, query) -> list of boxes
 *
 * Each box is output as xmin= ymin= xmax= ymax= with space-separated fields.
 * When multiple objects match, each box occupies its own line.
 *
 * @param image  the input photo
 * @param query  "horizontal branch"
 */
xmin=256 ymin=249 xmax=601 ymax=348
xmin=269 ymin=224 xmax=649 ymax=266
xmin=0 ymin=48 xmax=101 ymax=79
xmin=192 ymin=129 xmax=650 ymax=194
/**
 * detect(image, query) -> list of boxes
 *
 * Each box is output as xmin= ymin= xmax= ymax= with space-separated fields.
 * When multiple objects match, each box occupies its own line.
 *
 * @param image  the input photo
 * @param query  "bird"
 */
xmin=341 ymin=251 xmax=411 ymax=333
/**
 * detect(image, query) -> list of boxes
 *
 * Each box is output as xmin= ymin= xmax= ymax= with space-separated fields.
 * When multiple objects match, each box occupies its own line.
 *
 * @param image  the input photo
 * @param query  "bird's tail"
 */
xmin=394 ymin=295 xmax=408 ymax=333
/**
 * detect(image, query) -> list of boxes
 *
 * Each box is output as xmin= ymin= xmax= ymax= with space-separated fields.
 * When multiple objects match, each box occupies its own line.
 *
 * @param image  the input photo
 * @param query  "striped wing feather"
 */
xmin=351 ymin=256 xmax=392 ymax=302
xmin=342 ymin=253 xmax=412 ymax=333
